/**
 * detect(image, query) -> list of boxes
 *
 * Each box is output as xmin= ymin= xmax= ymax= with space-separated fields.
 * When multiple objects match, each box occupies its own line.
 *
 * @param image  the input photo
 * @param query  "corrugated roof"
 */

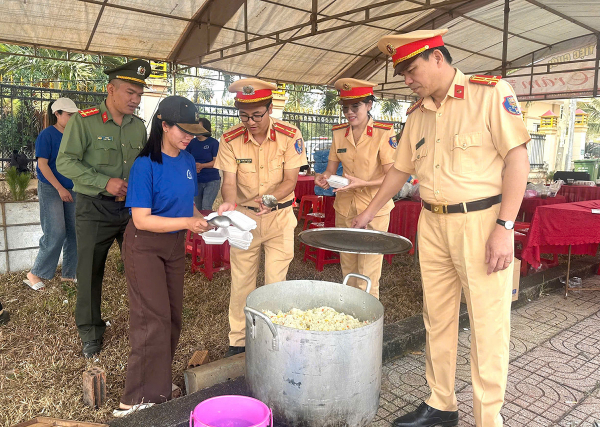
xmin=0 ymin=0 xmax=598 ymax=101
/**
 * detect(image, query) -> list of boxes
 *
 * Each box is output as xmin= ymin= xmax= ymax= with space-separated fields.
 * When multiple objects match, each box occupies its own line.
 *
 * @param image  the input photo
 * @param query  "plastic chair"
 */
xmin=303 ymin=223 xmax=340 ymax=271
xmin=188 ymin=233 xmax=231 ymax=280
xmin=298 ymin=195 xmax=323 ymax=221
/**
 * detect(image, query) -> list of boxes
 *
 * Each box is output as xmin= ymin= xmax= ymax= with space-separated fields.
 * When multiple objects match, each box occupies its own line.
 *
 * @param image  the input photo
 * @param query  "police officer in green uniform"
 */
xmin=56 ymin=59 xmax=151 ymax=358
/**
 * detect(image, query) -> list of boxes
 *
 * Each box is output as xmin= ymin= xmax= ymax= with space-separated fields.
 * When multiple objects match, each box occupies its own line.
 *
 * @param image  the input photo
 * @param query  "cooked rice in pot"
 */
xmin=263 ymin=306 xmax=369 ymax=331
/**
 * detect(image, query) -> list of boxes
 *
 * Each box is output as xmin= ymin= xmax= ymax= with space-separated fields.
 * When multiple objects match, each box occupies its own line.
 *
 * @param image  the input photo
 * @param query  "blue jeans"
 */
xmin=31 ymin=181 xmax=77 ymax=279
xmin=194 ymin=179 xmax=221 ymax=211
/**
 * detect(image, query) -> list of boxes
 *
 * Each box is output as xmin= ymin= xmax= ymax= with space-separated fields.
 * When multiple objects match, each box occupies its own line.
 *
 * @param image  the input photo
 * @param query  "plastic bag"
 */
xmin=410 ymin=183 xmax=421 ymax=202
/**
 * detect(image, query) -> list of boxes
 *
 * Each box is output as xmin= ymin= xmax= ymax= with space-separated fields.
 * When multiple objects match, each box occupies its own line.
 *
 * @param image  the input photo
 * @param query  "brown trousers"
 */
xmin=120 ymin=220 xmax=186 ymax=405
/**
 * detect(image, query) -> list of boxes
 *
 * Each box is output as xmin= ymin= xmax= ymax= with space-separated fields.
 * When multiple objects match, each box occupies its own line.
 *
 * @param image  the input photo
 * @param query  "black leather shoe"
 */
xmin=82 ymin=338 xmax=103 ymax=358
xmin=224 ymin=346 xmax=245 ymax=357
xmin=393 ymin=402 xmax=458 ymax=427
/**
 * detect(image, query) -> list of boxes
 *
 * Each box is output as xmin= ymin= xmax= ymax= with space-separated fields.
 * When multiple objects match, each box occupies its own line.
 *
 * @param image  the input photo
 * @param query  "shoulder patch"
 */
xmin=78 ymin=107 xmax=100 ymax=118
xmin=332 ymin=122 xmax=349 ymax=131
xmin=406 ymin=99 xmax=423 ymax=115
xmin=272 ymin=122 xmax=297 ymax=138
xmin=373 ymin=121 xmax=393 ymax=130
xmin=222 ymin=125 xmax=246 ymax=143
xmin=469 ymin=75 xmax=502 ymax=87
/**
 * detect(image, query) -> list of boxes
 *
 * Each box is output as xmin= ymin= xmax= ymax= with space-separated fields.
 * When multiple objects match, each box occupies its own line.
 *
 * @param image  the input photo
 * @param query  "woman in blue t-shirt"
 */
xmin=114 ymin=96 xmax=211 ymax=417
xmin=24 ymin=98 xmax=79 ymax=291
xmin=185 ymin=117 xmax=220 ymax=210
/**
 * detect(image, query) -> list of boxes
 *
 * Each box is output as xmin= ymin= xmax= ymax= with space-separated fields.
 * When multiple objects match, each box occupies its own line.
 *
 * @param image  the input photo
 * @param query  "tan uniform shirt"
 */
xmin=394 ymin=70 xmax=531 ymax=205
xmin=328 ymin=117 xmax=396 ymax=217
xmin=215 ymin=117 xmax=308 ymax=207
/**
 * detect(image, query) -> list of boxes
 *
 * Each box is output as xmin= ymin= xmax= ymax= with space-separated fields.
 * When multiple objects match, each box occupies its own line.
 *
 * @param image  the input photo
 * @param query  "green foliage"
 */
xmin=379 ymin=98 xmax=404 ymax=117
xmin=175 ymin=70 xmax=214 ymax=104
xmin=0 ymin=100 xmax=40 ymax=151
xmin=546 ymin=170 xmax=555 ymax=182
xmin=578 ymin=99 xmax=600 ymax=140
xmin=320 ymin=89 xmax=340 ymax=113
xmin=0 ymin=44 xmax=124 ymax=87
xmin=5 ymin=166 xmax=30 ymax=201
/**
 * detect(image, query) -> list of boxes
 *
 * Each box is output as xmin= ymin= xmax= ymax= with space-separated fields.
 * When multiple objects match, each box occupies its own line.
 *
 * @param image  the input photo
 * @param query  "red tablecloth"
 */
xmin=294 ymin=175 xmax=315 ymax=201
xmin=521 ymin=201 xmax=600 ymax=268
xmin=518 ymin=195 xmax=567 ymax=222
xmin=557 ymin=185 xmax=600 ymax=203
xmin=387 ymin=199 xmax=422 ymax=257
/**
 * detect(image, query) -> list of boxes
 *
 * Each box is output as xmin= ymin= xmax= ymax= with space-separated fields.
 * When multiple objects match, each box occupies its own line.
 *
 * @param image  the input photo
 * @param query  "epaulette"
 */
xmin=133 ymin=114 xmax=145 ymax=122
xmin=222 ymin=125 xmax=246 ymax=143
xmin=78 ymin=107 xmax=100 ymax=118
xmin=332 ymin=122 xmax=349 ymax=131
xmin=373 ymin=121 xmax=393 ymax=130
xmin=406 ymin=99 xmax=423 ymax=115
xmin=272 ymin=122 xmax=297 ymax=138
xmin=469 ymin=75 xmax=502 ymax=87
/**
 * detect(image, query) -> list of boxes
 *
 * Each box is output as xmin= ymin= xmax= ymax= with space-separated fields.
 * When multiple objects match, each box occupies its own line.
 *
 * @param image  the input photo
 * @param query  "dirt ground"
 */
xmin=0 ymin=221 xmax=423 ymax=426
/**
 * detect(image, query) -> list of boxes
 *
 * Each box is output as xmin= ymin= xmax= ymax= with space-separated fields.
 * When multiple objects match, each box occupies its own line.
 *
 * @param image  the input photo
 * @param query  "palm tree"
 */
xmin=379 ymin=98 xmax=404 ymax=118
xmin=0 ymin=44 xmax=124 ymax=88
xmin=579 ymin=99 xmax=600 ymax=139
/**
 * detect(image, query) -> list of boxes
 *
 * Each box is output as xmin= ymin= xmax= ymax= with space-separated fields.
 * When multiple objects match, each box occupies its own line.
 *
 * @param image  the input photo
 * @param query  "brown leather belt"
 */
xmin=243 ymin=199 xmax=293 ymax=213
xmin=423 ymin=195 xmax=502 ymax=214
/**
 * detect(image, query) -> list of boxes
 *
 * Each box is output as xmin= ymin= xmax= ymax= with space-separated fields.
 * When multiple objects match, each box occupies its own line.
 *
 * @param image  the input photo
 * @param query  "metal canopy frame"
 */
xmin=0 ymin=0 xmax=597 ymax=100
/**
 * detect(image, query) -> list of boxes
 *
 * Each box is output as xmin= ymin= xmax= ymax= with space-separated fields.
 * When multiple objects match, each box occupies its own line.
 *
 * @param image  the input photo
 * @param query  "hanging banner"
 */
xmin=505 ymin=35 xmax=598 ymax=100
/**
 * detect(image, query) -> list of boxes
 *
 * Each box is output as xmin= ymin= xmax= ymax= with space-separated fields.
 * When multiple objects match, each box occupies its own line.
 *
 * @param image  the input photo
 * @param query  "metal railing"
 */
xmin=0 ymin=83 xmax=105 ymax=172
xmin=528 ymin=133 xmax=546 ymax=170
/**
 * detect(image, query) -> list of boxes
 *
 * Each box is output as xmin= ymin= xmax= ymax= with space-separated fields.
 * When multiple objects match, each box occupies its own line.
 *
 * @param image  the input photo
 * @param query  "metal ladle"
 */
xmin=261 ymin=194 xmax=278 ymax=208
xmin=207 ymin=216 xmax=232 ymax=228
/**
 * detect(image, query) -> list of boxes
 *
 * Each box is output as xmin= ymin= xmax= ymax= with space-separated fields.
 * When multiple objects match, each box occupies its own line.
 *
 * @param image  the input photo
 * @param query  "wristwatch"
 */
xmin=496 ymin=219 xmax=514 ymax=230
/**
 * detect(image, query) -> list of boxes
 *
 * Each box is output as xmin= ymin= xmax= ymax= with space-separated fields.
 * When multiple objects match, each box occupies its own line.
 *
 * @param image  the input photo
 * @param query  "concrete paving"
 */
xmin=372 ymin=275 xmax=600 ymax=427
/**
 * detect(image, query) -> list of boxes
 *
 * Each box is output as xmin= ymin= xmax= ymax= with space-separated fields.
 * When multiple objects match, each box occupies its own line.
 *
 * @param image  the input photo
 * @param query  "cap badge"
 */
xmin=242 ymin=85 xmax=255 ymax=95
xmin=137 ymin=66 xmax=146 ymax=76
xmin=343 ymin=83 xmax=352 ymax=91
xmin=386 ymin=44 xmax=396 ymax=56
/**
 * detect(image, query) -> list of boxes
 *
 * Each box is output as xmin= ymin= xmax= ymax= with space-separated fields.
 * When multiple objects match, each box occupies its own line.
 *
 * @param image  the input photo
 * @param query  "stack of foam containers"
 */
xmin=313 ymin=149 xmax=343 ymax=196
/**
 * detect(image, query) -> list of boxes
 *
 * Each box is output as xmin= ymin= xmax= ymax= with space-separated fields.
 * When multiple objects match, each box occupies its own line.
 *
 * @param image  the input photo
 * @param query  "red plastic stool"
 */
xmin=190 ymin=234 xmax=231 ymax=280
xmin=303 ymin=222 xmax=339 ymax=271
xmin=303 ymin=212 xmax=326 ymax=230
xmin=298 ymin=195 xmax=323 ymax=221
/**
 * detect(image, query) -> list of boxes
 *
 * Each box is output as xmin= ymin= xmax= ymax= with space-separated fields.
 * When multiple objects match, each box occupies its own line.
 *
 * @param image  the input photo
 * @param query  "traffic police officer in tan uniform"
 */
xmin=57 ymin=59 xmax=151 ymax=358
xmin=354 ymin=30 xmax=530 ymax=427
xmin=215 ymin=78 xmax=307 ymax=357
xmin=315 ymin=78 xmax=396 ymax=299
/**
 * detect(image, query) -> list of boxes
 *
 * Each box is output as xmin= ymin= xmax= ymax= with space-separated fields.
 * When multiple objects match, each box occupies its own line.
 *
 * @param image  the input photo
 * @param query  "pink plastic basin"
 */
xmin=190 ymin=395 xmax=272 ymax=427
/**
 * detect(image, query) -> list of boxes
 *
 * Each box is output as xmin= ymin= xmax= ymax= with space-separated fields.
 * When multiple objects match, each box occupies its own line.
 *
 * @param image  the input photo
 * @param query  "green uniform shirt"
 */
xmin=56 ymin=101 xmax=147 ymax=197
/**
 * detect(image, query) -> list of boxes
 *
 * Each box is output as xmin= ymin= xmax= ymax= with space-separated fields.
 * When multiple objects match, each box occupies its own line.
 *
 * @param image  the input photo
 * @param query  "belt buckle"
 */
xmin=431 ymin=203 xmax=447 ymax=214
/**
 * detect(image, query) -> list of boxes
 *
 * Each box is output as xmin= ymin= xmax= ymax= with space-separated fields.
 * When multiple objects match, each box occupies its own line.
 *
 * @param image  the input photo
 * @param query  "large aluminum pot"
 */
xmin=244 ymin=274 xmax=384 ymax=427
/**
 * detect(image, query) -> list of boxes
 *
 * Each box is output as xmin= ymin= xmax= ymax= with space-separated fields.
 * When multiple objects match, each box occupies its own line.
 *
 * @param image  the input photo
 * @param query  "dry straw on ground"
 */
xmin=0 ymin=224 xmax=423 ymax=426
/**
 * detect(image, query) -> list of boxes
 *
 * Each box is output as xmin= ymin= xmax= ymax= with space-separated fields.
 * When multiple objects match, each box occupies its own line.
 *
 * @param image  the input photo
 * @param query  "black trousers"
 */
xmin=74 ymin=194 xmax=130 ymax=342
xmin=120 ymin=220 xmax=186 ymax=405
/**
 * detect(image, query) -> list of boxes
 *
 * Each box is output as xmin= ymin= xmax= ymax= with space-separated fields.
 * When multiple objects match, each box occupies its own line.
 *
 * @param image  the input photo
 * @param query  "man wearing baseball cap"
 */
xmin=214 ymin=78 xmax=307 ymax=357
xmin=57 ymin=59 xmax=151 ymax=358
xmin=354 ymin=30 xmax=530 ymax=426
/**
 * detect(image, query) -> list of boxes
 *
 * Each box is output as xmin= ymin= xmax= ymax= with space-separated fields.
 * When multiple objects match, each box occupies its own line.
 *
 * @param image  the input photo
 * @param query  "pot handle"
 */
xmin=244 ymin=306 xmax=279 ymax=351
xmin=342 ymin=273 xmax=372 ymax=294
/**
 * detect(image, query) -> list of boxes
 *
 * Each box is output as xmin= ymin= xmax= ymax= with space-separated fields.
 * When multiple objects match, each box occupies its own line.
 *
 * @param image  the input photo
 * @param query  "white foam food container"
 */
xmin=326 ymin=175 xmax=349 ymax=188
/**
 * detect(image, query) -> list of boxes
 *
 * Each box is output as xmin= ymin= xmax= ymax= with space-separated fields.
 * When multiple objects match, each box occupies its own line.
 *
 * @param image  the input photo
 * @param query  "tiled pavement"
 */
xmin=373 ymin=275 xmax=600 ymax=427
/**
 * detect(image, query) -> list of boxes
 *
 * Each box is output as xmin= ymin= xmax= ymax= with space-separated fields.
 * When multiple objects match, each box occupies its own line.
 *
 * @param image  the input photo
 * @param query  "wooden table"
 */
xmin=521 ymin=201 xmax=600 ymax=296
xmin=518 ymin=195 xmax=567 ymax=222
xmin=557 ymin=185 xmax=600 ymax=203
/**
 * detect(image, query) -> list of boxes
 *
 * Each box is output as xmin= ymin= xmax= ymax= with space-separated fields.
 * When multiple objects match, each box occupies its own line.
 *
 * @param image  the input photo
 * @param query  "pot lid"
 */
xmin=298 ymin=228 xmax=412 ymax=255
